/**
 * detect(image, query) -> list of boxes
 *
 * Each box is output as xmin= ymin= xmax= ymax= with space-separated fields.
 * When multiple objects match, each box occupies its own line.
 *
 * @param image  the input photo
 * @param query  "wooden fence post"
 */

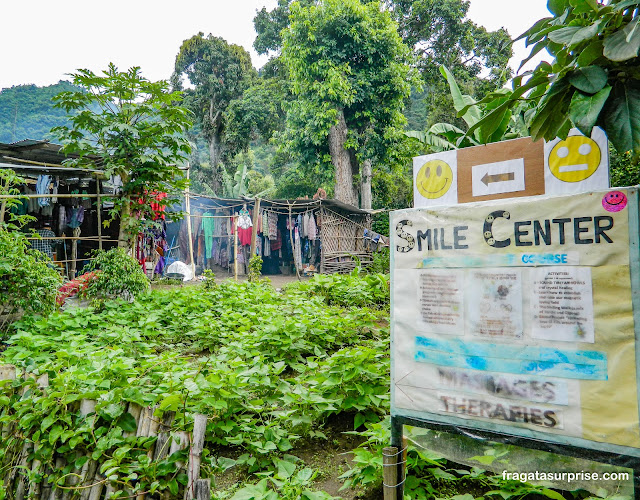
xmin=383 ymin=446 xmax=399 ymax=500
xmin=195 ymin=479 xmax=210 ymax=500
xmin=185 ymin=414 xmax=207 ymax=500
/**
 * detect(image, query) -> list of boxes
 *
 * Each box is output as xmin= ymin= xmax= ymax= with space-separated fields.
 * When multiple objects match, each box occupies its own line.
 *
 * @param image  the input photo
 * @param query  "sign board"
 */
xmin=413 ymin=128 xmax=610 ymax=208
xmin=391 ymin=187 xmax=640 ymax=456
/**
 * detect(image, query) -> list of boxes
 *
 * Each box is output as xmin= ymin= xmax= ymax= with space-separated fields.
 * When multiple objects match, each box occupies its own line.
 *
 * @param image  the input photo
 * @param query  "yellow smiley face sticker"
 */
xmin=416 ymin=160 xmax=453 ymax=199
xmin=548 ymin=136 xmax=601 ymax=182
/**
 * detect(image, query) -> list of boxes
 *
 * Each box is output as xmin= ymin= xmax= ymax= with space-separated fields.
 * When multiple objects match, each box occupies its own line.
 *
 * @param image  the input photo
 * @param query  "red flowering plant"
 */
xmin=56 ymin=271 xmax=100 ymax=306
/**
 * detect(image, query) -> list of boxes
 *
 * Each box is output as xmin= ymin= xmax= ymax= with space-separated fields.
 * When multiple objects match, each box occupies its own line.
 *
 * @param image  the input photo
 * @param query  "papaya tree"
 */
xmin=52 ymin=64 xmax=192 ymax=249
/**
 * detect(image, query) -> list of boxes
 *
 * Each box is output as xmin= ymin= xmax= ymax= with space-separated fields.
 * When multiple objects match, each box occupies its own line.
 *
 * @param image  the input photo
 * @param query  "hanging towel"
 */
xmin=36 ymin=176 xmax=51 ymax=207
xmin=202 ymin=212 xmax=216 ymax=259
xmin=307 ymin=212 xmax=317 ymax=240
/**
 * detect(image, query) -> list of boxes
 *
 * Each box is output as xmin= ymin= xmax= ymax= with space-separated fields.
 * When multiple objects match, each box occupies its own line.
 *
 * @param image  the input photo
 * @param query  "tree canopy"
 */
xmin=281 ymin=0 xmax=417 ymax=207
xmin=172 ymin=33 xmax=256 ymax=193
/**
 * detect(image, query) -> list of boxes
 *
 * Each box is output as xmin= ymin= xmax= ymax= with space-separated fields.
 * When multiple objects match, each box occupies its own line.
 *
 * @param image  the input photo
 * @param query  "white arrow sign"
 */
xmin=472 ymin=158 xmax=526 ymax=197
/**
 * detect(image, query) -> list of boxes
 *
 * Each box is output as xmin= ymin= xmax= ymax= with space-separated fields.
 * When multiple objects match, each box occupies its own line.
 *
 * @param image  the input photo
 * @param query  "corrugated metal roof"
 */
xmin=0 ymin=140 xmax=104 ymax=172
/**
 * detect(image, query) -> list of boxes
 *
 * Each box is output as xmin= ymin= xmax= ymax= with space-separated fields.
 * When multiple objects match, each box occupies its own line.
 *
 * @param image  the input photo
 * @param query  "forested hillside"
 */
xmin=0 ymin=81 xmax=76 ymax=143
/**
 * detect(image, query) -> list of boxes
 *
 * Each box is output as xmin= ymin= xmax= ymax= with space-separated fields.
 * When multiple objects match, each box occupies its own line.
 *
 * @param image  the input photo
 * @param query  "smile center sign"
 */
xmin=391 ymin=186 xmax=640 ymax=457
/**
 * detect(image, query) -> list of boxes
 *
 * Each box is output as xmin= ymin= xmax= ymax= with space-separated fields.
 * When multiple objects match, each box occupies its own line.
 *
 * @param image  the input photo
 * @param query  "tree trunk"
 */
xmin=328 ymin=109 xmax=358 ymax=206
xmin=208 ymin=133 xmax=223 ymax=195
xmin=360 ymin=159 xmax=372 ymax=210
xmin=117 ymin=197 xmax=132 ymax=250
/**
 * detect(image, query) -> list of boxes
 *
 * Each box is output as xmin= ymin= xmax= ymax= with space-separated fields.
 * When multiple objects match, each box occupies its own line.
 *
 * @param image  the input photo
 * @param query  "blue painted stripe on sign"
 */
xmin=415 ymin=336 xmax=606 ymax=364
xmin=414 ymin=337 xmax=608 ymax=381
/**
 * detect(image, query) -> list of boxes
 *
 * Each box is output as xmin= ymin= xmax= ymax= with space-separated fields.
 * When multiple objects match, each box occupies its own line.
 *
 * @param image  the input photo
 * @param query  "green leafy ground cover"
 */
xmin=0 ymin=276 xmax=616 ymax=499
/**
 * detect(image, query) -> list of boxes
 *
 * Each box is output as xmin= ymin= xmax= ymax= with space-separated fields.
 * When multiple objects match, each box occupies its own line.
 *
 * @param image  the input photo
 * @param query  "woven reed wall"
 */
xmin=319 ymin=207 xmax=372 ymax=273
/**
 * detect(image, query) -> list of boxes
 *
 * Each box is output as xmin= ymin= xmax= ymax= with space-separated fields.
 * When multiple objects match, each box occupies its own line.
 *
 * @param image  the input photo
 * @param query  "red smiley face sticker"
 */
xmin=602 ymin=191 xmax=627 ymax=212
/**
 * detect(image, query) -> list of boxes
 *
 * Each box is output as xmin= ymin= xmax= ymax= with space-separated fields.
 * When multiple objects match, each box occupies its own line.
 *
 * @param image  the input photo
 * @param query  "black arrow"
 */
xmin=481 ymin=172 xmax=515 ymax=186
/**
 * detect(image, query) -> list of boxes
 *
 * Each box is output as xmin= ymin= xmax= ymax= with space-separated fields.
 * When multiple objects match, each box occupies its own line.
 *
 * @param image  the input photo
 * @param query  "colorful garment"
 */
xmin=202 ymin=212 xmax=215 ymax=259
xmin=237 ymin=209 xmax=253 ymax=246
xmin=307 ymin=212 xmax=317 ymax=240
xmin=268 ymin=211 xmax=277 ymax=239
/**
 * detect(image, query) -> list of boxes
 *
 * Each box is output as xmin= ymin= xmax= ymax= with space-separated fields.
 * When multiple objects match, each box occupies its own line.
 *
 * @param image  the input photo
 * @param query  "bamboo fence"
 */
xmin=0 ymin=365 xmax=211 ymax=500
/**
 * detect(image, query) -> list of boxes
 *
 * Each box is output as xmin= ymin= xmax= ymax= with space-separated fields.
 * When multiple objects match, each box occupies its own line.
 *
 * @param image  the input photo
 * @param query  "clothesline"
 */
xmin=259 ymin=198 xmax=321 ymax=208
xmin=188 ymin=214 xmax=238 ymax=219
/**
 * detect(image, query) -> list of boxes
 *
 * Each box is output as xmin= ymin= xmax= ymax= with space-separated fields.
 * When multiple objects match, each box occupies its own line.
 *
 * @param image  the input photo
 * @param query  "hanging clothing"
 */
xmin=268 ymin=211 xmax=277 ymax=240
xmin=237 ymin=208 xmax=253 ymax=247
xmin=263 ymin=236 xmax=271 ymax=257
xmin=294 ymin=227 xmax=302 ymax=271
xmin=58 ymin=205 xmax=67 ymax=234
xmin=271 ymin=229 xmax=282 ymax=251
xmin=296 ymin=214 xmax=303 ymax=238
xmin=67 ymin=206 xmax=84 ymax=229
xmin=202 ymin=212 xmax=215 ymax=259
xmin=307 ymin=212 xmax=317 ymax=240
xmin=51 ymin=177 xmax=59 ymax=203
xmin=27 ymin=188 xmax=38 ymax=213
xmin=36 ymin=175 xmax=51 ymax=207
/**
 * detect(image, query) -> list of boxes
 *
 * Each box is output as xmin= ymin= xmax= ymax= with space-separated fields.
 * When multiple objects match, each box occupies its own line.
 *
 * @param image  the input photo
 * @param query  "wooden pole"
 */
xmin=194 ymin=480 xmax=210 ymax=500
xmin=96 ymin=178 xmax=103 ymax=250
xmin=234 ymin=215 xmax=239 ymax=281
xmin=383 ymin=446 xmax=399 ymax=500
xmin=249 ymin=198 xmax=260 ymax=258
xmin=185 ymin=415 xmax=207 ymax=500
xmin=185 ymin=167 xmax=195 ymax=280
xmin=70 ymin=227 xmax=80 ymax=279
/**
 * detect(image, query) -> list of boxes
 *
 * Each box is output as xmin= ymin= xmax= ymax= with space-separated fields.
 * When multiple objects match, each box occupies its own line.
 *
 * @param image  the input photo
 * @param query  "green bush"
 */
xmin=370 ymin=248 xmax=390 ymax=274
xmin=0 ymin=169 xmax=61 ymax=333
xmin=82 ymin=247 xmax=149 ymax=300
xmin=287 ymin=268 xmax=390 ymax=309
xmin=0 ymin=231 xmax=62 ymax=333
xmin=248 ymin=255 xmax=263 ymax=282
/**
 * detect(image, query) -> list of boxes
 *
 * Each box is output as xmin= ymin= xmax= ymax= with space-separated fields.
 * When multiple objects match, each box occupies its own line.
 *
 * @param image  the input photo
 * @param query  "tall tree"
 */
xmin=386 ymin=0 xmax=512 ymax=128
xmin=52 ymin=64 xmax=192 ymax=249
xmin=172 ymin=33 xmax=256 ymax=192
xmin=254 ymin=0 xmax=317 ymax=57
xmin=282 ymin=0 xmax=416 ymax=208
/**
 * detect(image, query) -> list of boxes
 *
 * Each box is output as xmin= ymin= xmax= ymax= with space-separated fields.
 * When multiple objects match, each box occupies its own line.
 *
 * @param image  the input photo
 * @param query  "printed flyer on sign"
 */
xmin=391 ymin=188 xmax=640 ymax=452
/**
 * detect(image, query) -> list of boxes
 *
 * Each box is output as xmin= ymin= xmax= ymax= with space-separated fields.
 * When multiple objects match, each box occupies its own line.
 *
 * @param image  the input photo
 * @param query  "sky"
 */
xmin=0 ymin=0 xmax=551 ymax=92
